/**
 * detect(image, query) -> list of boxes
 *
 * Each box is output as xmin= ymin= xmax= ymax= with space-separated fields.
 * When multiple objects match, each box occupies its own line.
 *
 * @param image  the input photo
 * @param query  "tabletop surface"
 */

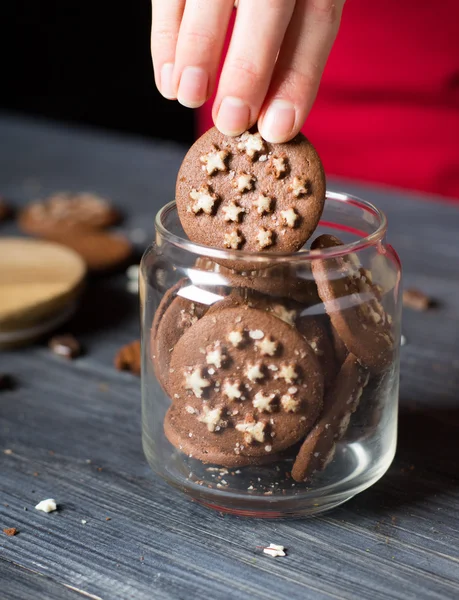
xmin=1 ymin=114 xmax=458 ymax=600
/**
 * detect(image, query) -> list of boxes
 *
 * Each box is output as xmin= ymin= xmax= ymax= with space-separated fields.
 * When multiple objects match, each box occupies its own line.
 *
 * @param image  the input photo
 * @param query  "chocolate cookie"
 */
xmin=291 ymin=354 xmax=369 ymax=482
xmin=296 ymin=316 xmax=338 ymax=392
xmin=193 ymin=258 xmax=320 ymax=306
xmin=19 ymin=191 xmax=121 ymax=236
xmin=176 ymin=128 xmax=325 ymax=260
xmin=311 ymin=234 xmax=394 ymax=372
xmin=166 ymin=307 xmax=324 ymax=466
xmin=45 ymin=231 xmax=134 ymax=273
xmin=151 ymin=280 xmax=209 ymax=394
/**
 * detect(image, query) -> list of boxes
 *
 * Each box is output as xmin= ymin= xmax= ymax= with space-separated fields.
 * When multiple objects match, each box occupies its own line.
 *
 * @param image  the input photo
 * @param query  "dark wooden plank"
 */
xmin=1 ymin=113 xmax=459 ymax=600
xmin=0 ymin=559 xmax=95 ymax=600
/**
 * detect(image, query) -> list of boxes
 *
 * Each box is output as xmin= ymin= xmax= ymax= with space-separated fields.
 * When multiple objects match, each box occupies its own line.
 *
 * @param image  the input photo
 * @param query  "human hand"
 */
xmin=151 ymin=0 xmax=345 ymax=143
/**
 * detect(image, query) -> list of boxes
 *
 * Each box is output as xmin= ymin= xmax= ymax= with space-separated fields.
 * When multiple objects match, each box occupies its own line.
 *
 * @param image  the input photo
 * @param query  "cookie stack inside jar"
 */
xmin=151 ymin=127 xmax=395 ymax=483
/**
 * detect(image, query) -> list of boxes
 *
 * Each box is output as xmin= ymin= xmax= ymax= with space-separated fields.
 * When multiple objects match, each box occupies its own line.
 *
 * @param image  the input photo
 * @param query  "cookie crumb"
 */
xmin=262 ymin=544 xmax=286 ymax=557
xmin=3 ymin=528 xmax=18 ymax=537
xmin=49 ymin=335 xmax=81 ymax=360
xmin=35 ymin=499 xmax=57 ymax=513
xmin=403 ymin=288 xmax=434 ymax=311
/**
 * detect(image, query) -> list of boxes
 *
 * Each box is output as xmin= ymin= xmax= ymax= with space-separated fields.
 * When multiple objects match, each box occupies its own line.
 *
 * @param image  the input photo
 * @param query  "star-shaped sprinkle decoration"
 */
xmin=184 ymin=367 xmax=211 ymax=398
xmin=237 ymin=132 xmax=266 ymax=160
xmin=271 ymin=304 xmax=297 ymax=326
xmin=255 ymin=336 xmax=278 ymax=356
xmin=280 ymin=208 xmax=299 ymax=229
xmin=269 ymin=156 xmax=289 ymax=179
xmin=198 ymin=406 xmax=224 ymax=432
xmin=224 ymin=229 xmax=245 ymax=250
xmin=245 ymin=361 xmax=265 ymax=382
xmin=280 ymin=394 xmax=301 ymax=413
xmin=263 ymin=544 xmax=286 ymax=558
xmin=222 ymin=378 xmax=243 ymax=401
xmin=256 ymin=227 xmax=274 ymax=249
xmin=253 ymin=194 xmax=273 ymax=215
xmin=253 ymin=391 xmax=276 ymax=413
xmin=200 ymin=147 xmax=229 ymax=175
xmin=277 ymin=363 xmax=298 ymax=384
xmin=289 ymin=176 xmax=310 ymax=197
xmin=205 ymin=342 xmax=228 ymax=369
xmin=236 ymin=418 xmax=266 ymax=443
xmin=233 ymin=172 xmax=256 ymax=193
xmin=190 ymin=185 xmax=218 ymax=215
xmin=222 ymin=202 xmax=245 ymax=223
xmin=227 ymin=329 xmax=245 ymax=348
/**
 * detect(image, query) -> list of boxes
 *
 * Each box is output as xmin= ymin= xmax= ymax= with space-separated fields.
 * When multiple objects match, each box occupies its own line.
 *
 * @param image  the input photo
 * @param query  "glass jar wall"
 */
xmin=141 ymin=192 xmax=401 ymax=517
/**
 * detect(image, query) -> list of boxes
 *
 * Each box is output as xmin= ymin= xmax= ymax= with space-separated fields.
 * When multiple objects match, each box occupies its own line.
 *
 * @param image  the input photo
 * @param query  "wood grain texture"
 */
xmin=1 ymin=114 xmax=459 ymax=600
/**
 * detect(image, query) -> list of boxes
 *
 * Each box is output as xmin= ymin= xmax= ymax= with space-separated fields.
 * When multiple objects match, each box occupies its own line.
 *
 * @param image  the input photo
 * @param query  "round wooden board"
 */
xmin=0 ymin=238 xmax=87 ymax=341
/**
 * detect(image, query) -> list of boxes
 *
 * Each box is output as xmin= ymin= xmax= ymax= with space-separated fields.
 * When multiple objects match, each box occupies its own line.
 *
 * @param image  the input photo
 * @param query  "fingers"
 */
xmin=213 ymin=0 xmax=296 ymax=136
xmin=173 ymin=0 xmax=235 ymax=109
xmin=151 ymin=0 xmax=186 ymax=99
xmin=258 ymin=0 xmax=345 ymax=142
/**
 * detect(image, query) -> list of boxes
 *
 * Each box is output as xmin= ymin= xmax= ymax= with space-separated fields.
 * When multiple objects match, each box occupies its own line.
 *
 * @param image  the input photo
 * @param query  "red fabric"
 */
xmin=197 ymin=1 xmax=459 ymax=200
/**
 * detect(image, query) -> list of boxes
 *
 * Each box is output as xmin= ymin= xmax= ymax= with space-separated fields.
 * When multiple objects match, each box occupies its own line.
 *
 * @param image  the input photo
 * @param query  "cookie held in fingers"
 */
xmin=176 ymin=128 xmax=326 ymax=258
xmin=166 ymin=307 xmax=324 ymax=465
xmin=151 ymin=280 xmax=209 ymax=395
xmin=311 ymin=234 xmax=394 ymax=372
xmin=291 ymin=354 xmax=369 ymax=482
xmin=19 ymin=191 xmax=121 ymax=236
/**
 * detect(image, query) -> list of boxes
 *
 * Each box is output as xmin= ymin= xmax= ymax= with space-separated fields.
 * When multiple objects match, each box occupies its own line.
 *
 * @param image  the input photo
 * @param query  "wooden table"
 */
xmin=1 ymin=114 xmax=459 ymax=600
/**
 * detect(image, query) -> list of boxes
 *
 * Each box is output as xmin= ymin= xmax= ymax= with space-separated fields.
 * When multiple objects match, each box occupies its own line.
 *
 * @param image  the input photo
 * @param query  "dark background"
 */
xmin=0 ymin=0 xmax=194 ymax=144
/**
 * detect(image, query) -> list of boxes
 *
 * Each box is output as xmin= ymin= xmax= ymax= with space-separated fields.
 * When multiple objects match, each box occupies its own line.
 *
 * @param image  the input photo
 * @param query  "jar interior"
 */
xmin=142 ymin=192 xmax=400 ymax=517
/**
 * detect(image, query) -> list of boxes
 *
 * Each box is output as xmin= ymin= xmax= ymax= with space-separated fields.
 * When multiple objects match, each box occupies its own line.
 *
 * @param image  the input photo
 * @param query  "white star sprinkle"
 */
xmin=270 ymin=156 xmax=289 ymax=179
xmin=224 ymin=229 xmax=244 ymax=249
xmin=205 ymin=342 xmax=227 ymax=369
xmin=255 ymin=337 xmax=278 ymax=356
xmin=200 ymin=147 xmax=229 ymax=175
xmin=198 ymin=406 xmax=224 ymax=432
xmin=245 ymin=362 xmax=265 ymax=382
xmin=228 ymin=330 xmax=244 ymax=347
xmin=222 ymin=202 xmax=245 ymax=223
xmin=234 ymin=172 xmax=256 ymax=193
xmin=256 ymin=228 xmax=274 ymax=249
xmin=237 ymin=132 xmax=266 ymax=160
xmin=263 ymin=544 xmax=286 ymax=557
xmin=253 ymin=194 xmax=273 ymax=215
xmin=280 ymin=208 xmax=299 ymax=228
xmin=253 ymin=391 xmax=276 ymax=413
xmin=223 ymin=379 xmax=243 ymax=401
xmin=190 ymin=186 xmax=217 ymax=215
xmin=184 ymin=367 xmax=211 ymax=398
xmin=289 ymin=176 xmax=309 ymax=197
xmin=236 ymin=419 xmax=266 ymax=443
xmin=280 ymin=394 xmax=301 ymax=413
xmin=277 ymin=364 xmax=298 ymax=384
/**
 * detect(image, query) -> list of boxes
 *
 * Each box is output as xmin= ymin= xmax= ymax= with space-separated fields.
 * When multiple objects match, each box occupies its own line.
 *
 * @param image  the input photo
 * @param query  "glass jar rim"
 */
xmin=155 ymin=191 xmax=387 ymax=264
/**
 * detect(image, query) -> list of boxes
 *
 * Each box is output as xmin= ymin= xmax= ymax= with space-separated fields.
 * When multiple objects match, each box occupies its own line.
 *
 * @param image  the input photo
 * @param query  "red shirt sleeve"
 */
xmin=198 ymin=1 xmax=459 ymax=200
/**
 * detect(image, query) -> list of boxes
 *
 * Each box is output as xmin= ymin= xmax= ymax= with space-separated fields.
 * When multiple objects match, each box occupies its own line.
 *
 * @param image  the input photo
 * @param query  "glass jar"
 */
xmin=141 ymin=191 xmax=401 ymax=518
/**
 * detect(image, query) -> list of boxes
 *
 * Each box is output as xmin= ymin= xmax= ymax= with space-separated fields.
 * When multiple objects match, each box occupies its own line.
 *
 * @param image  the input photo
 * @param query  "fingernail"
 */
xmin=160 ymin=63 xmax=176 ymax=99
xmin=216 ymin=96 xmax=250 ymax=136
xmin=177 ymin=66 xmax=208 ymax=108
xmin=260 ymin=100 xmax=296 ymax=143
